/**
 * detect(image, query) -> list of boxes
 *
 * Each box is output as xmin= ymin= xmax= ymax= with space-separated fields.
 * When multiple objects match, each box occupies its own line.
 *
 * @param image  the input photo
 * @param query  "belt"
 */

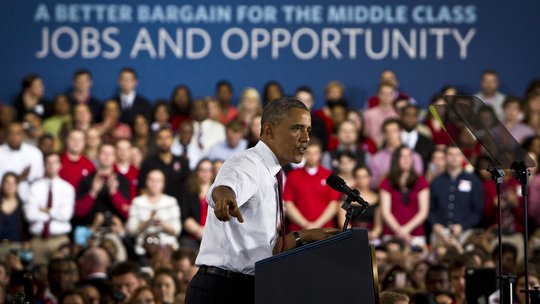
xmin=198 ymin=265 xmax=254 ymax=280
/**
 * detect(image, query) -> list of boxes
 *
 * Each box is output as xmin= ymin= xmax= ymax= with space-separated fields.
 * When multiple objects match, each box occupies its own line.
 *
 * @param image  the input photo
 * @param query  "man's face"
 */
xmin=67 ymin=131 xmax=85 ymax=154
xmin=383 ymin=123 xmax=401 ymax=147
xmin=111 ymin=273 xmax=143 ymax=301
xmin=103 ymin=101 xmax=121 ymax=121
xmin=155 ymin=130 xmax=173 ymax=153
xmin=504 ymin=102 xmax=520 ymax=123
xmin=450 ymin=267 xmax=466 ymax=296
xmin=98 ymin=145 xmax=116 ymax=168
xmin=401 ymin=107 xmax=418 ymax=131
xmin=426 ymin=270 xmax=450 ymax=294
xmin=268 ymin=108 xmax=311 ymax=165
xmin=45 ymin=154 xmax=61 ymax=177
xmin=378 ymin=85 xmax=395 ymax=105
xmin=304 ymin=145 xmax=322 ymax=168
xmin=116 ymin=140 xmax=132 ymax=163
xmin=446 ymin=147 xmax=464 ymax=170
xmin=74 ymin=74 xmax=92 ymax=92
xmin=49 ymin=261 xmax=79 ymax=293
xmin=481 ymin=73 xmax=499 ymax=95
xmin=179 ymin=123 xmax=193 ymax=143
xmin=29 ymin=78 xmax=45 ymax=98
xmin=380 ymin=70 xmax=398 ymax=87
xmin=191 ymin=101 xmax=208 ymax=122
xmin=118 ymin=71 xmax=137 ymax=93
xmin=226 ymin=128 xmax=243 ymax=148
xmin=7 ymin=124 xmax=24 ymax=150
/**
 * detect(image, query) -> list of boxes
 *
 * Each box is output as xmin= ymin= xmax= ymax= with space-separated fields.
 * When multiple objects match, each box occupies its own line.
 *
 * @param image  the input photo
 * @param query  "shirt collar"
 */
xmin=254 ymin=141 xmax=282 ymax=176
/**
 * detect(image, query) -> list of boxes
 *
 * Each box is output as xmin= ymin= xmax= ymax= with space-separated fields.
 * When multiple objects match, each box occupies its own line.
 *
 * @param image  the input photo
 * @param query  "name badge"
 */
xmin=458 ymin=180 xmax=472 ymax=192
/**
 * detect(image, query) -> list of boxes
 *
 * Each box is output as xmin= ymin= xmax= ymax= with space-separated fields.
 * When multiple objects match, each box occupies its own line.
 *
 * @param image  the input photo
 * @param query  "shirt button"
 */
xmin=449 ymin=186 xmax=456 ymax=192
xmin=448 ymin=212 xmax=454 ymax=218
xmin=448 ymin=203 xmax=454 ymax=210
xmin=449 ymin=194 xmax=455 ymax=201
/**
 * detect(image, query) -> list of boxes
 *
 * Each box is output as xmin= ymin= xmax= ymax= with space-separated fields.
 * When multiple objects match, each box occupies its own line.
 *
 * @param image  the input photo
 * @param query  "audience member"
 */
xmin=72 ymin=103 xmax=93 ymax=132
xmin=152 ymin=268 xmax=178 ymax=304
xmin=367 ymin=70 xmax=416 ymax=108
xmin=380 ymin=290 xmax=409 ymax=304
xmin=262 ymin=81 xmax=284 ymax=105
xmin=400 ymin=105 xmax=434 ymax=169
xmin=380 ymin=146 xmax=429 ymax=245
xmin=114 ymin=139 xmax=140 ymax=199
xmin=68 ymin=69 xmax=103 ymax=121
xmin=0 ymin=173 xmax=28 ymax=258
xmin=475 ymin=69 xmax=506 ymax=120
xmin=189 ymin=98 xmax=226 ymax=155
xmin=215 ymin=81 xmax=237 ymax=124
xmin=110 ymin=261 xmax=147 ymax=303
xmin=346 ymin=110 xmax=377 ymax=154
xmin=207 ymin=119 xmax=248 ymax=161
xmin=424 ymin=149 xmax=446 ymax=183
xmin=169 ymin=85 xmax=192 ymax=131
xmin=60 ymin=130 xmax=95 ymax=189
xmin=58 ymin=289 xmax=89 ymax=304
xmin=128 ymin=286 xmax=156 ymax=304
xmin=43 ymin=94 xmax=72 ymax=141
xmin=322 ymin=120 xmax=366 ymax=171
xmin=364 ymin=82 xmax=400 ymax=145
xmin=95 ymin=99 xmax=132 ymax=144
xmin=25 ymin=153 xmax=74 ymax=265
xmin=295 ymin=86 xmax=328 ymax=148
xmin=14 ymin=74 xmax=50 ymax=120
xmin=132 ymin=114 xmax=152 ymax=157
xmin=491 ymin=96 xmax=534 ymax=148
xmin=150 ymin=100 xmax=172 ymax=133
xmin=171 ymin=120 xmax=204 ymax=171
xmin=84 ymin=127 xmax=102 ymax=165
xmin=236 ymin=87 xmax=262 ymax=129
xmin=113 ymin=67 xmax=151 ymax=126
xmin=22 ymin=112 xmax=45 ymax=147
xmin=43 ymin=258 xmax=79 ymax=303
xmin=284 ymin=138 xmax=340 ymax=231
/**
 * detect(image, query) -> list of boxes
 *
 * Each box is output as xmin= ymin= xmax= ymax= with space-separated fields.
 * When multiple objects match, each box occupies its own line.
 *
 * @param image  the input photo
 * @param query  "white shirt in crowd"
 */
xmin=0 ymin=142 xmax=44 ymax=202
xmin=475 ymin=91 xmax=506 ymax=121
xmin=190 ymin=119 xmax=226 ymax=155
xmin=171 ymin=137 xmax=206 ymax=170
xmin=401 ymin=129 xmax=419 ymax=149
xmin=24 ymin=177 xmax=75 ymax=236
xmin=196 ymin=141 xmax=282 ymax=275
xmin=126 ymin=194 xmax=182 ymax=255
xmin=120 ymin=90 xmax=136 ymax=109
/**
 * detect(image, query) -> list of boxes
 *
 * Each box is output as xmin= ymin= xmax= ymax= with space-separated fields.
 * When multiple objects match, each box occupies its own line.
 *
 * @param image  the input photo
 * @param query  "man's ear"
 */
xmin=262 ymin=122 xmax=273 ymax=139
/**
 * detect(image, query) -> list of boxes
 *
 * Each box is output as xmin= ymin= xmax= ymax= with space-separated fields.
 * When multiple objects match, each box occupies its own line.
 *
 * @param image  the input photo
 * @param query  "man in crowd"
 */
xmin=284 ymin=138 xmax=340 ymax=231
xmin=208 ymin=119 xmax=248 ymax=161
xmin=139 ymin=126 xmax=190 ymax=203
xmin=68 ymin=69 xmax=102 ymax=121
xmin=491 ymin=96 xmax=535 ymax=148
xmin=24 ymin=153 xmax=75 ymax=265
xmin=59 ymin=129 xmax=95 ymax=189
xmin=400 ymin=104 xmax=434 ymax=169
xmin=110 ymin=261 xmax=147 ymax=303
xmin=113 ymin=67 xmax=150 ymax=126
xmin=42 ymin=258 xmax=79 ymax=303
xmin=475 ymin=69 xmax=506 ymax=120
xmin=171 ymin=120 xmax=205 ymax=170
xmin=0 ymin=122 xmax=44 ymax=202
xmin=322 ymin=120 xmax=366 ymax=171
xmin=114 ymin=139 xmax=139 ymax=199
xmin=75 ymin=143 xmax=131 ymax=226
xmin=190 ymin=98 xmax=226 ymax=155
xmin=429 ymin=145 xmax=483 ymax=243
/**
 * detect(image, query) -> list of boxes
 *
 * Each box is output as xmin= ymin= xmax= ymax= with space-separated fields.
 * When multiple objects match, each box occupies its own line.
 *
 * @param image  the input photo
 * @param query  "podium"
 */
xmin=255 ymin=228 xmax=379 ymax=304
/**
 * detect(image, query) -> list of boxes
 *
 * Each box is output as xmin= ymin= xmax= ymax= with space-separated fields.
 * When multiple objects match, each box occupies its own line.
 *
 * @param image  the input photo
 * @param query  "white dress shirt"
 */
xmin=0 ymin=143 xmax=44 ymax=203
xmin=190 ymin=119 xmax=226 ymax=155
xmin=401 ymin=129 xmax=419 ymax=149
xmin=24 ymin=176 xmax=75 ymax=236
xmin=196 ymin=141 xmax=282 ymax=275
xmin=120 ymin=91 xmax=136 ymax=109
xmin=171 ymin=137 xmax=205 ymax=170
xmin=126 ymin=194 xmax=182 ymax=254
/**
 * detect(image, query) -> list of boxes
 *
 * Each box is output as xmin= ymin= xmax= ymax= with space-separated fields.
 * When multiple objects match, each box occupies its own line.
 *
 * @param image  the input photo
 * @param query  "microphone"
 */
xmin=326 ymin=173 xmax=367 ymax=206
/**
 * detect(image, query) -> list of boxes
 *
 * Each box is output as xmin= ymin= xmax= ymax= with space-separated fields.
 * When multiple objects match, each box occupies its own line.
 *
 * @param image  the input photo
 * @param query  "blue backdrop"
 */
xmin=1 ymin=0 xmax=539 ymax=109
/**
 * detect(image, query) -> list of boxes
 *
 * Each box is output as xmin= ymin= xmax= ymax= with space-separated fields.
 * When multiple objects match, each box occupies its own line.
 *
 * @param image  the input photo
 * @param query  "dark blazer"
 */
xmin=112 ymin=94 xmax=151 ymax=126
xmin=414 ymin=133 xmax=435 ymax=171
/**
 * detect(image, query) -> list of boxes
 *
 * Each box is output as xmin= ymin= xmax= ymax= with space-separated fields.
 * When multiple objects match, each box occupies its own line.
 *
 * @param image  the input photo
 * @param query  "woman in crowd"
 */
xmin=338 ymin=166 xmax=382 ymax=240
xmin=58 ymin=289 xmax=90 ymax=304
xmin=127 ymin=169 xmax=181 ymax=256
xmin=150 ymin=100 xmax=172 ymax=133
xmin=169 ymin=84 xmax=192 ymax=131
xmin=129 ymin=286 xmax=157 ymax=304
xmin=84 ymin=127 xmax=102 ymax=165
xmin=425 ymin=149 xmax=447 ymax=183
xmin=180 ymin=159 xmax=214 ymax=250
xmin=380 ymin=146 xmax=430 ymax=245
xmin=152 ymin=268 xmax=179 ymax=304
xmin=72 ymin=103 xmax=93 ymax=132
xmin=14 ymin=74 xmax=50 ymax=120
xmin=336 ymin=151 xmax=356 ymax=187
xmin=262 ymin=81 xmax=284 ymax=104
xmin=132 ymin=114 xmax=152 ymax=158
xmin=95 ymin=99 xmax=132 ymax=144
xmin=346 ymin=110 xmax=377 ymax=155
xmin=43 ymin=94 xmax=72 ymax=141
xmin=0 ymin=173 xmax=27 ymax=258
xmin=524 ymin=92 xmax=540 ymax=134
xmin=236 ymin=87 xmax=263 ymax=130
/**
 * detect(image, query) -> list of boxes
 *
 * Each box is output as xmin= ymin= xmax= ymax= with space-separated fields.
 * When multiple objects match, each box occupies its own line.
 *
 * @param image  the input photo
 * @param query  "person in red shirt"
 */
xmin=59 ymin=129 xmax=95 ymax=189
xmin=114 ymin=139 xmax=139 ymax=199
xmin=284 ymin=138 xmax=341 ymax=232
xmin=380 ymin=145 xmax=430 ymax=245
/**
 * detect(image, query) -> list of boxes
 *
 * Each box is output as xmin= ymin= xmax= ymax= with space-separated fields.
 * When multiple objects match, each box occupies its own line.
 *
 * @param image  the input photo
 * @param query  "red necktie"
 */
xmin=276 ymin=169 xmax=286 ymax=253
xmin=42 ymin=182 xmax=53 ymax=239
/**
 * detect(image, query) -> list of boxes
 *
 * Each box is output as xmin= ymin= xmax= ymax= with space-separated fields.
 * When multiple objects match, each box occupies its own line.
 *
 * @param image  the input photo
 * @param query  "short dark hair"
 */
xmin=380 ymin=291 xmax=409 ymax=304
xmin=260 ymin=97 xmax=309 ymax=134
xmin=295 ymin=86 xmax=314 ymax=96
xmin=216 ymin=80 xmax=233 ymax=92
xmin=402 ymin=104 xmax=419 ymax=115
xmin=492 ymin=243 xmax=518 ymax=260
xmin=21 ymin=74 xmax=40 ymax=91
xmin=381 ymin=118 xmax=402 ymax=132
xmin=226 ymin=119 xmax=244 ymax=133
xmin=152 ymin=268 xmax=179 ymax=293
xmin=307 ymin=136 xmax=323 ymax=151
xmin=110 ymin=261 xmax=142 ymax=278
xmin=171 ymin=248 xmax=197 ymax=265
xmin=481 ymin=69 xmax=498 ymax=78
xmin=73 ymin=69 xmax=92 ymax=80
xmin=427 ymin=264 xmax=449 ymax=277
xmin=119 ymin=67 xmax=138 ymax=79
xmin=502 ymin=96 xmax=522 ymax=109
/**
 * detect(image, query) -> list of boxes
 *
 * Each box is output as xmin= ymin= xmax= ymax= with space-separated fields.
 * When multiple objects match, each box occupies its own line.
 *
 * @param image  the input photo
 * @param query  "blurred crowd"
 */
xmin=1 ymin=68 xmax=540 ymax=303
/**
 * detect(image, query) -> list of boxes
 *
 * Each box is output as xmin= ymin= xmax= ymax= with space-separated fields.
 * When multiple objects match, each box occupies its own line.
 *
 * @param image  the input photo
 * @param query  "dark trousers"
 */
xmin=185 ymin=268 xmax=255 ymax=304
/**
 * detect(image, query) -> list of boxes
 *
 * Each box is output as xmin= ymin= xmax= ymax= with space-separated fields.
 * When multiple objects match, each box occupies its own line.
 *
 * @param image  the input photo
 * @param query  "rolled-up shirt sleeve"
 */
xmin=206 ymin=157 xmax=260 ymax=209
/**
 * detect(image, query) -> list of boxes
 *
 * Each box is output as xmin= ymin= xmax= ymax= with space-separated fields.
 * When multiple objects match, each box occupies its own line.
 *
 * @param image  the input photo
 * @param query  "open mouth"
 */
xmin=297 ymin=146 xmax=307 ymax=154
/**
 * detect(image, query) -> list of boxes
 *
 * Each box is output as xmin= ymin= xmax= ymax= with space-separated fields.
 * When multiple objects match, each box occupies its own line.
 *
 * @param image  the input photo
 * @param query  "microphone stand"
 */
xmin=341 ymin=189 xmax=369 ymax=232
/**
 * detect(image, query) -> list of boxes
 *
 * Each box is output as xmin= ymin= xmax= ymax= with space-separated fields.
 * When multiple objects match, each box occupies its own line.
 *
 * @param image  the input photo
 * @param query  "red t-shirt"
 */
xmin=59 ymin=152 xmax=95 ymax=189
xmin=283 ymin=166 xmax=341 ymax=231
xmin=380 ymin=176 xmax=429 ymax=236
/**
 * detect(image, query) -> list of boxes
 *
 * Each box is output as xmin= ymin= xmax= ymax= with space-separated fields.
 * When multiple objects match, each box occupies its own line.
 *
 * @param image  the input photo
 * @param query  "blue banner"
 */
xmin=1 ymin=0 xmax=539 ymax=108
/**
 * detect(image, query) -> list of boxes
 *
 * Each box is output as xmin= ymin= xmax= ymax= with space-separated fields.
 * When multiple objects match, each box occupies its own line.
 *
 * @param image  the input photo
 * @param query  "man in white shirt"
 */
xmin=24 ymin=153 xmax=75 ymax=264
xmin=0 ymin=122 xmax=44 ymax=202
xmin=171 ymin=120 xmax=205 ymax=170
xmin=186 ymin=97 xmax=339 ymax=304
xmin=190 ymin=98 xmax=226 ymax=155
xmin=475 ymin=70 xmax=506 ymax=121
xmin=207 ymin=119 xmax=248 ymax=161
